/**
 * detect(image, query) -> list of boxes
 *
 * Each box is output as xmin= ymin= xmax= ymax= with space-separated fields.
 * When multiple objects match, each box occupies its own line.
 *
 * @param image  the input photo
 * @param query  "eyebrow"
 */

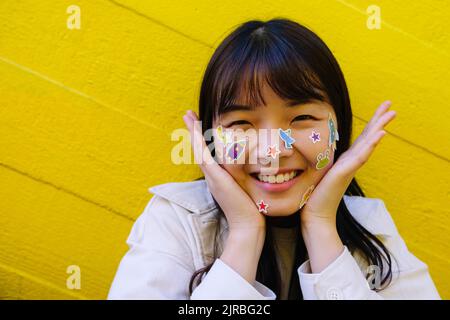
xmin=221 ymin=98 xmax=316 ymax=114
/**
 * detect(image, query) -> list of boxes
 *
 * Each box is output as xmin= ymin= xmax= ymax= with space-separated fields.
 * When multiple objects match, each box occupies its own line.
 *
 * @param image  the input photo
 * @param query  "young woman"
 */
xmin=108 ymin=18 xmax=440 ymax=300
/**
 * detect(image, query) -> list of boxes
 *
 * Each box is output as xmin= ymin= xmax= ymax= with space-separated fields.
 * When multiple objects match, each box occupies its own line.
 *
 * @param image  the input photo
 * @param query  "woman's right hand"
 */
xmin=183 ymin=110 xmax=266 ymax=232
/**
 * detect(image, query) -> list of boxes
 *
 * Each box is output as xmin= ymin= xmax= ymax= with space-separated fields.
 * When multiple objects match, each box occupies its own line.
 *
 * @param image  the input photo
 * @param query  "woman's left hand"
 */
xmin=301 ymin=100 xmax=396 ymax=225
xmin=300 ymin=100 xmax=396 ymax=272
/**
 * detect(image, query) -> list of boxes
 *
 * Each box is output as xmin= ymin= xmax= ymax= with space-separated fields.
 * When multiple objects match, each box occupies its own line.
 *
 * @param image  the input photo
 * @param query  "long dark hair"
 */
xmin=189 ymin=18 xmax=394 ymax=299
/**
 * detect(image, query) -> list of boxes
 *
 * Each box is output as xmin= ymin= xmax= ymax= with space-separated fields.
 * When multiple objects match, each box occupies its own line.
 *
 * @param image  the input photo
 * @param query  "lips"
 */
xmin=249 ymin=169 xmax=304 ymax=193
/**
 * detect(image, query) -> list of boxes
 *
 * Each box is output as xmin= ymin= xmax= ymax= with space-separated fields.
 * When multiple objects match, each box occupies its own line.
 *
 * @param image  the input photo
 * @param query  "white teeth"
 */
xmin=276 ymin=174 xmax=284 ymax=183
xmin=256 ymin=170 xmax=299 ymax=184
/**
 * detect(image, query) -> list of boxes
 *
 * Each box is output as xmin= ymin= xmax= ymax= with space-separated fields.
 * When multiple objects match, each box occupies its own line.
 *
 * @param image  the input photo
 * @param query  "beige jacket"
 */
xmin=108 ymin=180 xmax=441 ymax=300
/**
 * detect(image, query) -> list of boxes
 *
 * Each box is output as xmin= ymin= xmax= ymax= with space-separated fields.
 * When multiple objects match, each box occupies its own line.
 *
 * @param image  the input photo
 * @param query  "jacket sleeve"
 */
xmin=191 ymin=258 xmax=275 ymax=300
xmin=108 ymin=195 xmax=275 ymax=300
xmin=297 ymin=201 xmax=441 ymax=300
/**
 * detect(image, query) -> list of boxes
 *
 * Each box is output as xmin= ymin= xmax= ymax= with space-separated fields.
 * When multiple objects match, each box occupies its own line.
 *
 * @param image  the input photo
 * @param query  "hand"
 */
xmin=302 ymin=100 xmax=396 ymax=226
xmin=182 ymin=110 xmax=266 ymax=231
xmin=300 ymin=101 xmax=396 ymax=273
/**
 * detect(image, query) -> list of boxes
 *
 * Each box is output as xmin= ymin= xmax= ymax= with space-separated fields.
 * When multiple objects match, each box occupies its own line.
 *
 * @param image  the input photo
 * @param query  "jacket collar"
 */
xmin=149 ymin=179 xmax=217 ymax=214
xmin=149 ymin=179 xmax=396 ymax=237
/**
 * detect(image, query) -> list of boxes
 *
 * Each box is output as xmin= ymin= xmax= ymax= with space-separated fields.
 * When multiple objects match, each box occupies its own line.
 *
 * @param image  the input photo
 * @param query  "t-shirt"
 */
xmin=270 ymin=225 xmax=298 ymax=300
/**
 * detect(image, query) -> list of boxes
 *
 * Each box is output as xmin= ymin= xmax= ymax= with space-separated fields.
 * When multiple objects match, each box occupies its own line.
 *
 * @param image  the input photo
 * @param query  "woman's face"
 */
xmin=212 ymin=83 xmax=337 ymax=216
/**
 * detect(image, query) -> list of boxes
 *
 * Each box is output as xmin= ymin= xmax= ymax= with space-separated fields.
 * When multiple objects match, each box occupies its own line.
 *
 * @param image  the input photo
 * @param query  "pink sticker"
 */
xmin=266 ymin=144 xmax=281 ymax=159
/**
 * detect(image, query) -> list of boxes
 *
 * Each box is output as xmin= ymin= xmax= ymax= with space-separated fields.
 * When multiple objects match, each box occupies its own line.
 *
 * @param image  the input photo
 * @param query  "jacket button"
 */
xmin=326 ymin=287 xmax=344 ymax=300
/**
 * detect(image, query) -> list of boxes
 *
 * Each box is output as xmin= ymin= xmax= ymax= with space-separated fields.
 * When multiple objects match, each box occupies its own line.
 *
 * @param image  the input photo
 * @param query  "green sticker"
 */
xmin=316 ymin=148 xmax=330 ymax=170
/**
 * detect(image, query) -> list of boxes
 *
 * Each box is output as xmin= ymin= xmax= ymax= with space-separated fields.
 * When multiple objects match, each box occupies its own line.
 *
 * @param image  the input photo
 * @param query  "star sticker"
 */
xmin=257 ymin=200 xmax=269 ymax=214
xmin=309 ymin=130 xmax=321 ymax=144
xmin=266 ymin=144 xmax=281 ymax=159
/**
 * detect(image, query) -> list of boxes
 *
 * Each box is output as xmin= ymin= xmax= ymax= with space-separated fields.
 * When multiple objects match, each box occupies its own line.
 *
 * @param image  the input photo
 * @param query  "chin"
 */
xmin=260 ymin=202 xmax=300 ymax=216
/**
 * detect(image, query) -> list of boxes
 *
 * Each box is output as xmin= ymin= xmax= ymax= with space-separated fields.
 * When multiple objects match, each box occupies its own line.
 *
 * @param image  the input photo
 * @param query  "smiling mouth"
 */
xmin=250 ymin=170 xmax=303 ymax=184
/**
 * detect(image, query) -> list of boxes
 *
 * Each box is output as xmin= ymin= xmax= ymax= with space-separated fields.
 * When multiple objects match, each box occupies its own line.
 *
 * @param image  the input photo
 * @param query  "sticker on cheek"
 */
xmin=309 ymin=130 xmax=321 ymax=144
xmin=226 ymin=139 xmax=246 ymax=161
xmin=216 ymin=125 xmax=234 ymax=145
xmin=266 ymin=144 xmax=281 ymax=159
xmin=257 ymin=199 xmax=269 ymax=214
xmin=278 ymin=128 xmax=296 ymax=149
xmin=299 ymin=185 xmax=315 ymax=209
xmin=328 ymin=113 xmax=339 ymax=151
xmin=315 ymin=148 xmax=331 ymax=170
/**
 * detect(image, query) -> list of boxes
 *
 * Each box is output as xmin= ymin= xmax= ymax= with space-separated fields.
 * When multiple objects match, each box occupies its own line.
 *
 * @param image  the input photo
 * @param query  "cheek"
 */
xmin=291 ymin=127 xmax=334 ymax=168
xmin=220 ymin=163 xmax=247 ymax=181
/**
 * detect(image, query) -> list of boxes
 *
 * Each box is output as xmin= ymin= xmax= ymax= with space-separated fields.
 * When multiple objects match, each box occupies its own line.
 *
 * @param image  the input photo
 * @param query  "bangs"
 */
xmin=212 ymin=30 xmax=329 ymax=119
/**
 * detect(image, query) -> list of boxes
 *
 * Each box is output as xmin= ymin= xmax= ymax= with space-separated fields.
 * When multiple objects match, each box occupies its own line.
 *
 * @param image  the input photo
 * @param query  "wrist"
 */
xmin=300 ymin=214 xmax=336 ymax=233
xmin=300 ymin=216 xmax=344 ymax=273
xmin=221 ymin=225 xmax=266 ymax=283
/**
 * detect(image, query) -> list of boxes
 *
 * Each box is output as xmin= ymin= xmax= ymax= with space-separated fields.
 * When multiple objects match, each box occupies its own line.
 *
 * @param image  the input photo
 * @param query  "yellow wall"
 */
xmin=0 ymin=0 xmax=448 ymax=299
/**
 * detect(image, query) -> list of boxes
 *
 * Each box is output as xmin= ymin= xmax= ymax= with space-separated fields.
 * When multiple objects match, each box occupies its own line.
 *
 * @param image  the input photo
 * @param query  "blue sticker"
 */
xmin=278 ymin=128 xmax=296 ymax=149
xmin=328 ymin=113 xmax=339 ymax=151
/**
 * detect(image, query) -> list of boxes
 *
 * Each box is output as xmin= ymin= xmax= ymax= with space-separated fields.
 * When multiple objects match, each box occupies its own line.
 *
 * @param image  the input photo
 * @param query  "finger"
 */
xmin=367 ymin=110 xmax=396 ymax=137
xmin=183 ymin=111 xmax=222 ymax=179
xmin=357 ymin=129 xmax=387 ymax=163
xmin=185 ymin=111 xmax=216 ymax=166
xmin=370 ymin=100 xmax=392 ymax=124
xmin=364 ymin=101 xmax=392 ymax=134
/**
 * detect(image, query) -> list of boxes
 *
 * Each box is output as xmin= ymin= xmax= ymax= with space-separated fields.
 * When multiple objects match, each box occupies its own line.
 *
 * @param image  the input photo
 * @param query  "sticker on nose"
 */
xmin=278 ymin=128 xmax=296 ymax=149
xmin=266 ymin=144 xmax=281 ymax=159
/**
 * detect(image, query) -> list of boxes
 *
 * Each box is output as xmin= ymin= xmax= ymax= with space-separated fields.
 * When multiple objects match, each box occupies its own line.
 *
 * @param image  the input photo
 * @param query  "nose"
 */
xmin=255 ymin=128 xmax=294 ymax=163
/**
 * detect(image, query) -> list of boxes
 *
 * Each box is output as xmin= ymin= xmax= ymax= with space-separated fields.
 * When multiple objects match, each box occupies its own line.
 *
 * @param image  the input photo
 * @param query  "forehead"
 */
xmin=234 ymin=81 xmax=288 ymax=108
xmin=222 ymin=84 xmax=332 ymax=116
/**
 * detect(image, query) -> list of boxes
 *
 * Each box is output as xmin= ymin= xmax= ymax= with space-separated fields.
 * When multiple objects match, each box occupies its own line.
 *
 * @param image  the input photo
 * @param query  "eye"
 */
xmin=292 ymin=114 xmax=316 ymax=122
xmin=226 ymin=120 xmax=251 ymax=127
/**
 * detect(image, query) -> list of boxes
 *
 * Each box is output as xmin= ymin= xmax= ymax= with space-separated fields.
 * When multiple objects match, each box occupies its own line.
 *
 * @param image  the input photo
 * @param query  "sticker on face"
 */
xmin=328 ymin=113 xmax=339 ymax=151
xmin=299 ymin=185 xmax=315 ymax=209
xmin=309 ymin=130 xmax=321 ymax=144
xmin=266 ymin=144 xmax=281 ymax=159
xmin=216 ymin=125 xmax=234 ymax=145
xmin=226 ymin=139 xmax=246 ymax=161
xmin=278 ymin=128 xmax=295 ymax=149
xmin=315 ymin=148 xmax=331 ymax=170
xmin=257 ymin=199 xmax=269 ymax=214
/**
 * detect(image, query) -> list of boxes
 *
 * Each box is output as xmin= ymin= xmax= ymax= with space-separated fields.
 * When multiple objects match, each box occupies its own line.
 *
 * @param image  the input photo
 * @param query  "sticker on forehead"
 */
xmin=309 ymin=130 xmax=321 ymax=144
xmin=216 ymin=125 xmax=234 ymax=145
xmin=299 ymin=185 xmax=315 ymax=209
xmin=226 ymin=139 xmax=246 ymax=161
xmin=328 ymin=113 xmax=339 ymax=151
xmin=257 ymin=199 xmax=269 ymax=214
xmin=267 ymin=144 xmax=281 ymax=159
xmin=278 ymin=128 xmax=296 ymax=149
xmin=316 ymin=148 xmax=331 ymax=170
